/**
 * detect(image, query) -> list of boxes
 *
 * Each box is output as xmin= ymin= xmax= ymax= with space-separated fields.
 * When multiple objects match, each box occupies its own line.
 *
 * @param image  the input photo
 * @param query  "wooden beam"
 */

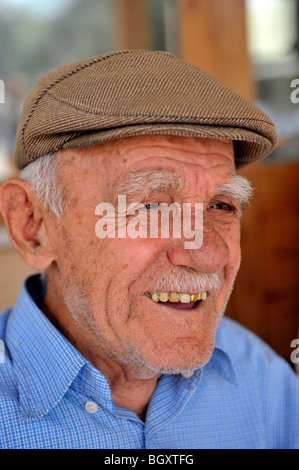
xmin=114 ymin=0 xmax=151 ymax=51
xmin=177 ymin=0 xmax=255 ymax=101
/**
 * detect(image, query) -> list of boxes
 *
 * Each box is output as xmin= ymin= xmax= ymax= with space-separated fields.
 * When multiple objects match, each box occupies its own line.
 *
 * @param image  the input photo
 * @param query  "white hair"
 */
xmin=19 ymin=153 xmax=65 ymax=217
xmin=120 ymin=169 xmax=253 ymax=210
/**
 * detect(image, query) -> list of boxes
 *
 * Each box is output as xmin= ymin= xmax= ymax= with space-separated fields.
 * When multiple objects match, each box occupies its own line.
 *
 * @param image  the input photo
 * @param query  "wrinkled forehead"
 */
xmin=55 ymin=136 xmax=236 ymax=203
xmin=53 ymin=136 xmax=251 ymax=209
xmin=58 ymin=135 xmax=235 ymax=172
xmin=97 ymin=134 xmax=235 ymax=158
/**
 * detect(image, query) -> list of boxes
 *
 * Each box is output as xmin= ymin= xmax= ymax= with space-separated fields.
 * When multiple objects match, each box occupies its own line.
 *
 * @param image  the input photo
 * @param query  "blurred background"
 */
xmin=0 ymin=0 xmax=298 ymax=369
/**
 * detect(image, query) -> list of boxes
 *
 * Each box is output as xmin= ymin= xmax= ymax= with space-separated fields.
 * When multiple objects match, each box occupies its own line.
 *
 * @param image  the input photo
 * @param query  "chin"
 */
xmin=130 ymin=337 xmax=215 ymax=379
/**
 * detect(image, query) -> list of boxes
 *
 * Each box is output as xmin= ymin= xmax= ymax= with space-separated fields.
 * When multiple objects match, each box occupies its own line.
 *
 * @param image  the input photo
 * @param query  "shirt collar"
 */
xmin=212 ymin=324 xmax=239 ymax=386
xmin=6 ymin=275 xmax=87 ymax=419
xmin=179 ymin=341 xmax=239 ymax=391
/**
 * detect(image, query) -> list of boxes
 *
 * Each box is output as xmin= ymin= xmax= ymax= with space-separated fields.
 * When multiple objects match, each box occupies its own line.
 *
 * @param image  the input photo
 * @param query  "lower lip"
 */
xmin=147 ymin=298 xmax=203 ymax=310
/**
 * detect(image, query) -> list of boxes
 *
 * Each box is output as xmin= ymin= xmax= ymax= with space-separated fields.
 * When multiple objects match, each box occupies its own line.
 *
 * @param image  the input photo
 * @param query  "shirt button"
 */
xmin=84 ymin=401 xmax=98 ymax=414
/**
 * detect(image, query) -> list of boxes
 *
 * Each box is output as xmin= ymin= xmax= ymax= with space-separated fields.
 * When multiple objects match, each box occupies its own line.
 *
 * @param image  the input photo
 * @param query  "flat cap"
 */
xmin=14 ymin=50 xmax=278 ymax=169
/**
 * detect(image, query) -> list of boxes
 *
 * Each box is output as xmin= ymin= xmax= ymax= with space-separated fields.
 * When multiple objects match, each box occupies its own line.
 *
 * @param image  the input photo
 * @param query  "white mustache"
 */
xmin=150 ymin=271 xmax=221 ymax=293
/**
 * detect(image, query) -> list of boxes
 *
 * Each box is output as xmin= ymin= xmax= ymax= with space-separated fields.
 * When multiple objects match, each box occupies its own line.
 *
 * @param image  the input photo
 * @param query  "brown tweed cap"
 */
xmin=14 ymin=50 xmax=278 ymax=169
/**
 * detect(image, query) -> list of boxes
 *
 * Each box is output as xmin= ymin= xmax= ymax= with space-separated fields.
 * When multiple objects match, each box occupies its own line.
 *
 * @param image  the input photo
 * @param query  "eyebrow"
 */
xmin=117 ymin=169 xmax=253 ymax=209
xmin=215 ymin=174 xmax=254 ymax=210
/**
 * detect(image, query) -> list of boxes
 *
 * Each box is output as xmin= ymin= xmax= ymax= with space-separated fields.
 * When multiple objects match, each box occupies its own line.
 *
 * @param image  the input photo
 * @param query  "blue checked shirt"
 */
xmin=0 ymin=275 xmax=299 ymax=449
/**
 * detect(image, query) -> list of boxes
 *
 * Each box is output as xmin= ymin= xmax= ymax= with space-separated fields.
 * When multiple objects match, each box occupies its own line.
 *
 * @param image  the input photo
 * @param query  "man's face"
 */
xmin=46 ymin=135 xmax=244 ymax=378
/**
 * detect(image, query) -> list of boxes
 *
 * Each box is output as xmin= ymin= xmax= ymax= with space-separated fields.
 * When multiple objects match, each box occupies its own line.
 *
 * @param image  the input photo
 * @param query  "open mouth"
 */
xmin=145 ymin=291 xmax=207 ymax=310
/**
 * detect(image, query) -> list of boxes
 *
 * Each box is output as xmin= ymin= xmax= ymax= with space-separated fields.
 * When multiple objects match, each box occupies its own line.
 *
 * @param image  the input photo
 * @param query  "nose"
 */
xmin=167 ymin=216 xmax=230 ymax=273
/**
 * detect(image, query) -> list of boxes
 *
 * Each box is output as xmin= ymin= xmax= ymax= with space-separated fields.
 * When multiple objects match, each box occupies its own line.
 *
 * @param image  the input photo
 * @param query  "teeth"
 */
xmin=159 ymin=292 xmax=169 ymax=302
xmin=190 ymin=293 xmax=200 ymax=302
xmin=151 ymin=292 xmax=160 ymax=303
xmin=147 ymin=291 xmax=207 ymax=303
xmin=180 ymin=293 xmax=191 ymax=303
xmin=169 ymin=292 xmax=181 ymax=302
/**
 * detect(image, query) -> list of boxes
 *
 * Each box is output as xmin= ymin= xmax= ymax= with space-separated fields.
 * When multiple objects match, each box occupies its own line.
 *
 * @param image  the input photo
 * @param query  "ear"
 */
xmin=0 ymin=178 xmax=55 ymax=270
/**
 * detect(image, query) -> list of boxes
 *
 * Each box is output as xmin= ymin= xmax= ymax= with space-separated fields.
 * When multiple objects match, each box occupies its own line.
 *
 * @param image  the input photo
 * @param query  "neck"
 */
xmin=109 ymin=371 xmax=159 ymax=420
xmin=68 ymin=333 xmax=159 ymax=420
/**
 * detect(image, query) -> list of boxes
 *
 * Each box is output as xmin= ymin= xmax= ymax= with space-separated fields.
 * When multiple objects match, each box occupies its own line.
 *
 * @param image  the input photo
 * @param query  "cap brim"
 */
xmin=61 ymin=123 xmax=273 ymax=168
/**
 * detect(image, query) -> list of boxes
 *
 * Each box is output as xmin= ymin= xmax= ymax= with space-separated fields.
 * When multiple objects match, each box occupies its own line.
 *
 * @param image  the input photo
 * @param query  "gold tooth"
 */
xmin=190 ymin=293 xmax=204 ymax=301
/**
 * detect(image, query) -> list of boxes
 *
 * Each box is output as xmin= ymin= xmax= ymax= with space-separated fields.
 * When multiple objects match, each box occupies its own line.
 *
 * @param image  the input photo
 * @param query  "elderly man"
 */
xmin=0 ymin=50 xmax=298 ymax=449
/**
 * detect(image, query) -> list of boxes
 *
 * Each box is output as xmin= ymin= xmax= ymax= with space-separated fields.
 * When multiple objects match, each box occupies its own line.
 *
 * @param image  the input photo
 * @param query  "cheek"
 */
xmin=51 ymin=217 xmax=105 ymax=298
xmin=224 ymin=225 xmax=241 ymax=283
xmin=63 ymin=234 xmax=164 ymax=297
xmin=109 ymin=238 xmax=166 ymax=277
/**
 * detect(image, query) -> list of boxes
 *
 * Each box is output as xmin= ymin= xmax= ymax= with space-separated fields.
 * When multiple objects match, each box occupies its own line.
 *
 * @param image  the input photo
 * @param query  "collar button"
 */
xmin=84 ymin=400 xmax=98 ymax=414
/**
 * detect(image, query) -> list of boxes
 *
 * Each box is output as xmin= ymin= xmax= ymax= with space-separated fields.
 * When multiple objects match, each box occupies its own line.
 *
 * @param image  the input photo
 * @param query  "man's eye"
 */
xmin=144 ymin=203 xmax=160 ymax=210
xmin=210 ymin=202 xmax=234 ymax=212
xmin=126 ymin=202 xmax=160 ymax=216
